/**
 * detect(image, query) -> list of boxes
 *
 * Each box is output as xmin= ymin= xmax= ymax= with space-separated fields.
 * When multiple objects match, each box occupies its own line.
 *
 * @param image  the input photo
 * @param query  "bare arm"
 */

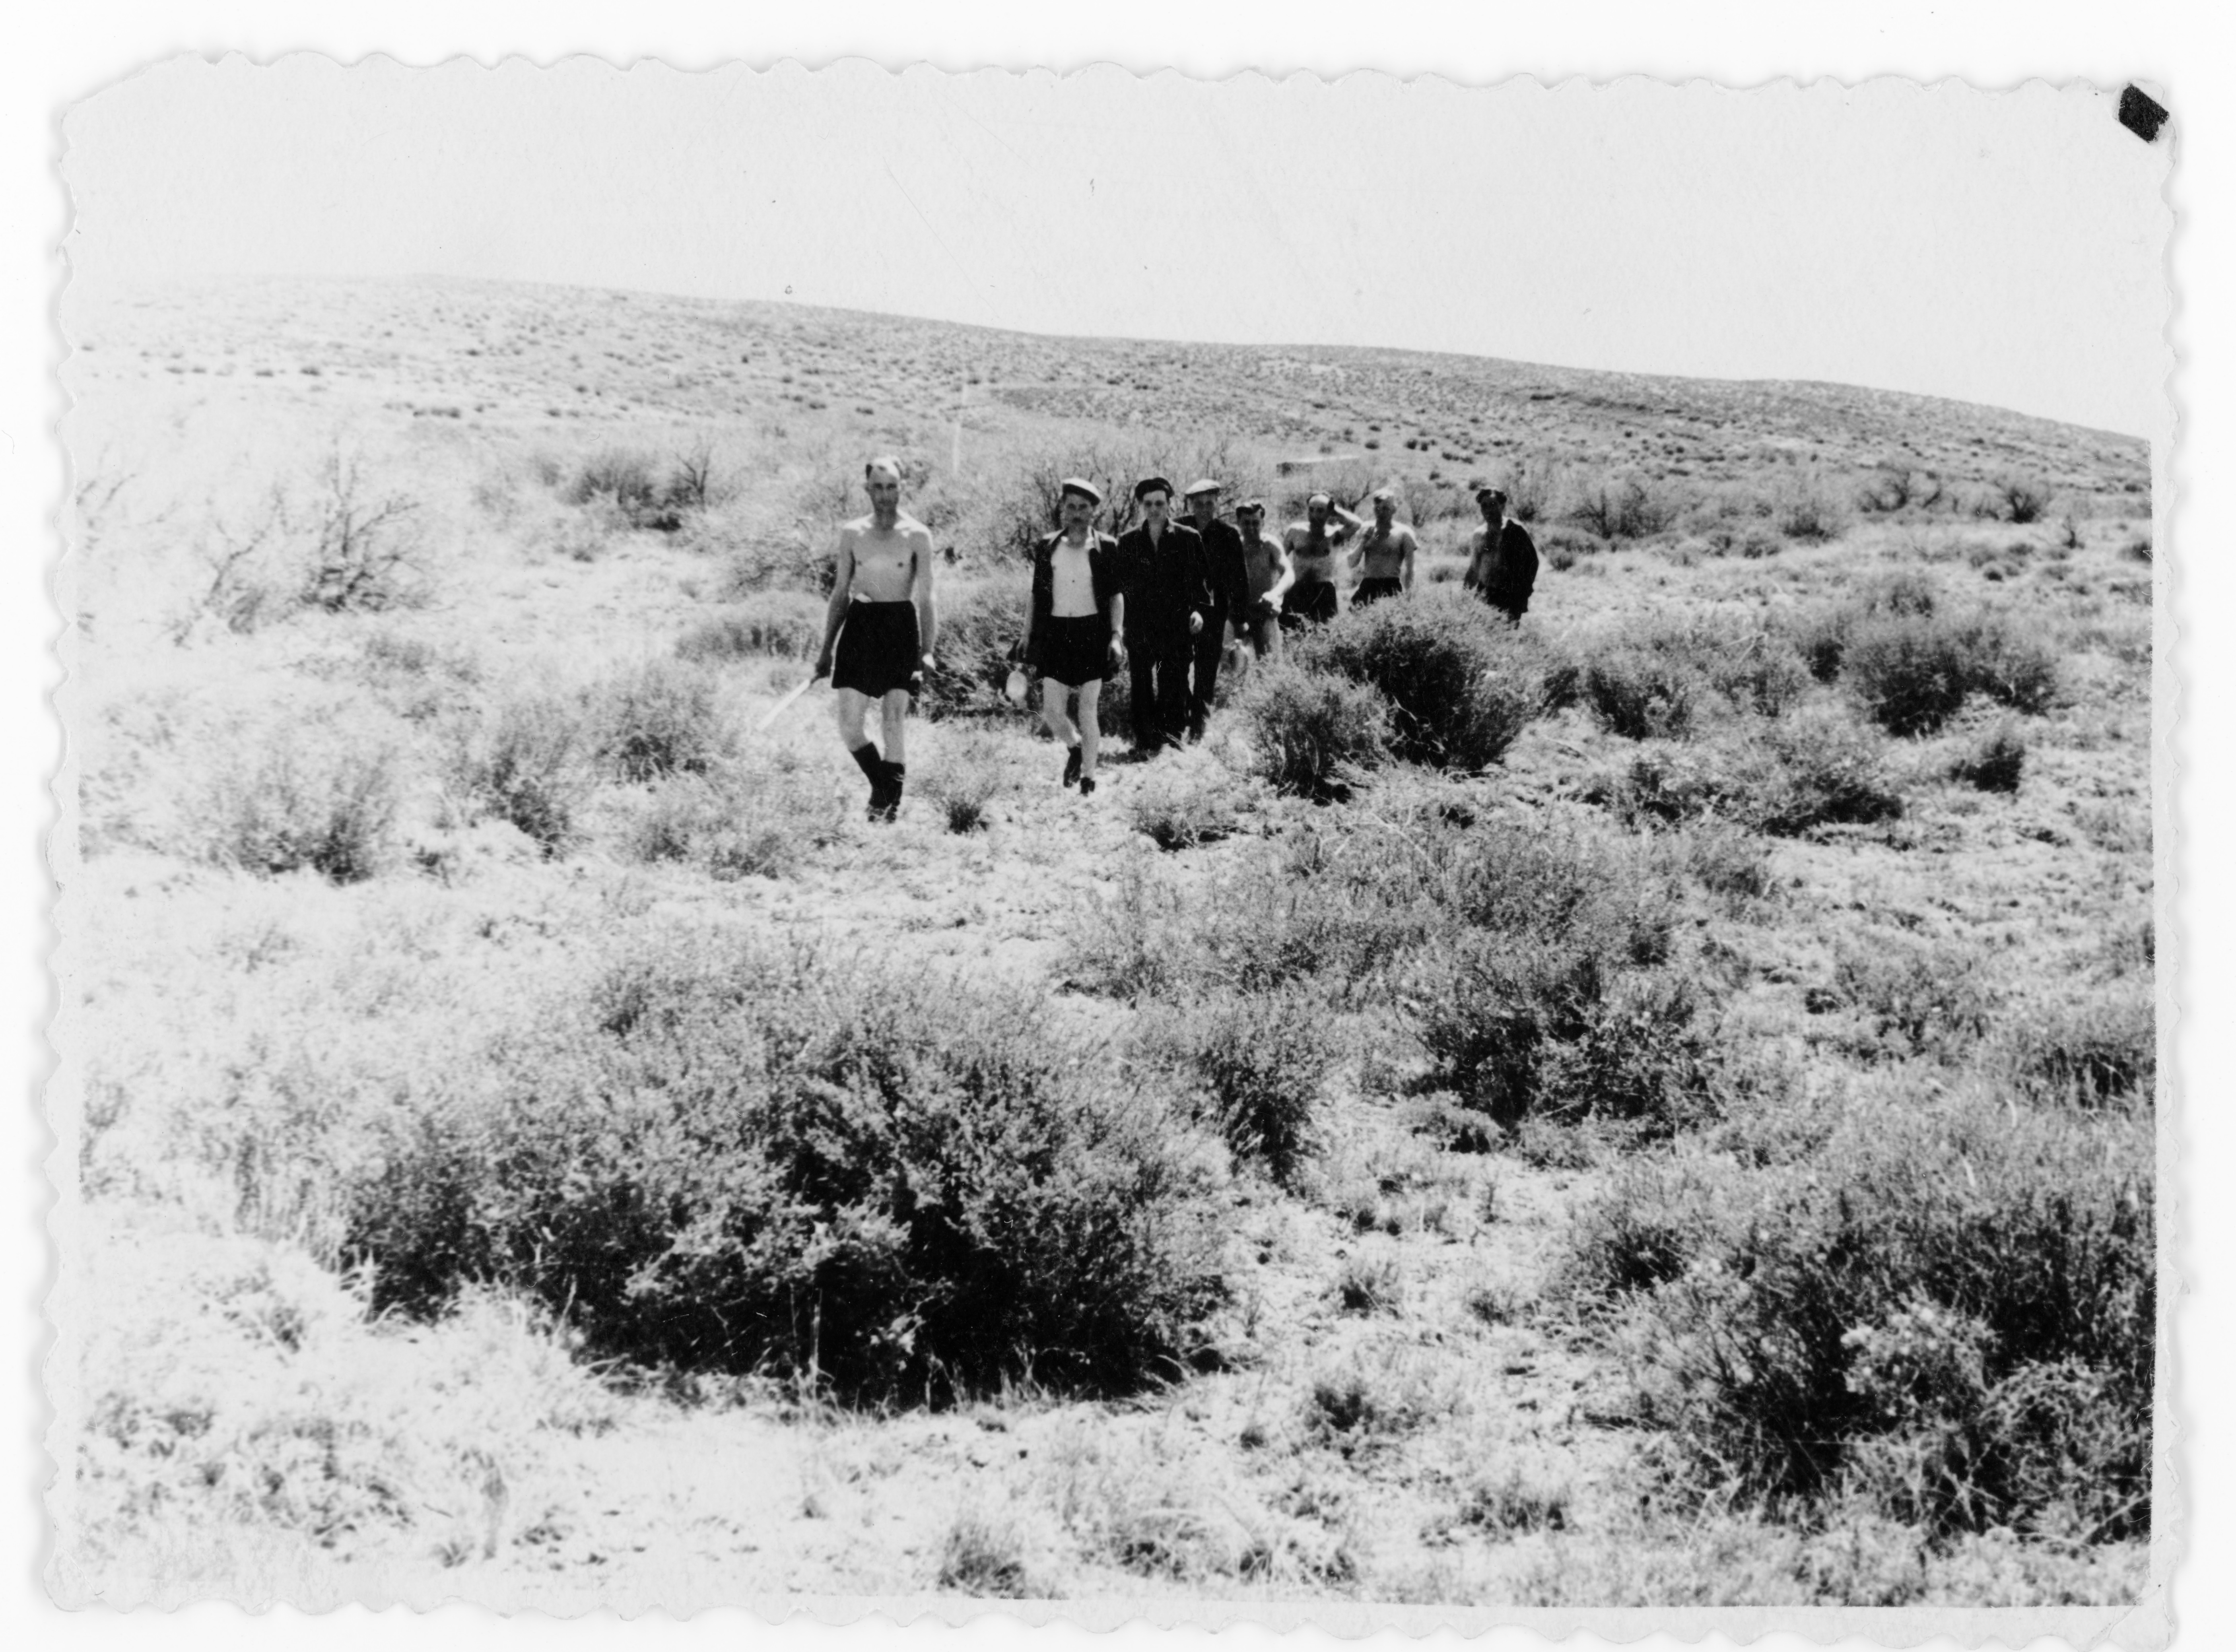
xmin=1267 ymin=544 xmax=1296 ymax=606
xmin=1329 ymin=503 xmax=1364 ymax=538
xmin=1401 ymin=527 xmax=1417 ymax=592
xmin=912 ymin=529 xmax=938 ymax=662
xmin=815 ymin=530 xmax=857 ymax=675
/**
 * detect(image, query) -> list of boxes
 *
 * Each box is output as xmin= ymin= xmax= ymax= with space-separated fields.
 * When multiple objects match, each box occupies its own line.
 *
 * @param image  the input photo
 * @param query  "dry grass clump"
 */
xmin=1824 ymin=935 xmax=1998 ymax=1064
xmin=1991 ymin=984 xmax=2155 ymax=1108
xmin=1125 ymin=751 xmax=1249 ymax=850
xmin=441 ymin=692 xmax=593 ymax=852
xmin=1582 ymin=650 xmax=1700 ymax=740
xmin=936 ymin=1505 xmax=1039 ymax=1596
xmin=1578 ymin=1081 xmax=2152 ymax=1545
xmin=1296 ymin=592 xmax=1547 ymax=769
xmin=623 ymin=758 xmax=846 ymax=876
xmin=915 ymin=732 xmax=1008 ymax=833
xmin=674 ymin=592 xmax=825 ymax=663
xmin=1948 ymin=722 xmax=2026 ymax=794
xmin=341 ymin=934 xmax=1226 ymax=1401
xmin=589 ymin=659 xmax=734 ymax=780
xmin=192 ymin=726 xmax=400 ymax=883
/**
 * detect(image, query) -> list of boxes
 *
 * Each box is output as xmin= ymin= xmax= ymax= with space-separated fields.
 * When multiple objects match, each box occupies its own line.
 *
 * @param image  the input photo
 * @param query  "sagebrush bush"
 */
xmin=441 ymin=692 xmax=591 ymax=852
xmin=1607 ymin=1084 xmax=2153 ymax=1541
xmin=1844 ymin=617 xmax=1972 ymax=736
xmin=590 ymin=659 xmax=732 ymax=780
xmin=1582 ymin=650 xmax=1700 ymax=740
xmin=196 ymin=729 xmax=399 ymax=883
xmin=917 ymin=579 xmax=1032 ymax=720
xmin=1568 ymin=475 xmax=1681 ymax=541
xmin=676 ymin=592 xmax=826 ymax=663
xmin=343 ymin=937 xmax=1226 ymax=1400
xmin=565 ymin=447 xmax=698 ymax=531
xmin=1126 ymin=755 xmax=1246 ymax=850
xmin=1133 ymin=994 xmax=1333 ymax=1187
xmin=1597 ymin=707 xmax=1902 ymax=837
xmin=1297 ymin=591 xmax=1544 ymax=769
xmin=1949 ymin=722 xmax=2026 ymax=794
xmin=1238 ymin=663 xmax=1392 ymax=798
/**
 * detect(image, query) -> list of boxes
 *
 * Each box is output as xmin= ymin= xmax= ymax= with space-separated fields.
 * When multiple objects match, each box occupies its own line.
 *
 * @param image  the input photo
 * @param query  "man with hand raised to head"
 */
xmin=814 ymin=455 xmax=939 ymax=821
xmin=1282 ymin=489 xmax=1362 ymax=629
xmin=1116 ymin=475 xmax=1209 ymax=757
xmin=1348 ymin=485 xmax=1418 ymax=606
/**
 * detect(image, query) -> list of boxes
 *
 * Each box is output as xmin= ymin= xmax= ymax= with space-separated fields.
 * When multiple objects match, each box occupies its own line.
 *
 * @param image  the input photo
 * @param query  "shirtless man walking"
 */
xmin=813 ymin=456 xmax=939 ymax=821
xmin=1233 ymin=498 xmax=1293 ymax=663
xmin=1281 ymin=491 xmax=1361 ymax=630
xmin=1347 ymin=485 xmax=1418 ymax=607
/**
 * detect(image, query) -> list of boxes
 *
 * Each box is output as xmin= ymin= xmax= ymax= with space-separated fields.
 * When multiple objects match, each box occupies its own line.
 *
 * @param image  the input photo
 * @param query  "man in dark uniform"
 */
xmin=1462 ymin=485 xmax=1540 ymax=625
xmin=1116 ymin=476 xmax=1208 ymax=756
xmin=1182 ymin=478 xmax=1248 ymax=742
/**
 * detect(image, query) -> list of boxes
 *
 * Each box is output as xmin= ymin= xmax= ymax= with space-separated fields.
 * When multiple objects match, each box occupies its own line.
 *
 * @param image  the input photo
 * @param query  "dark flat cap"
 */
xmin=1235 ymin=497 xmax=1268 ymax=514
xmin=1059 ymin=477 xmax=1103 ymax=506
xmin=1133 ymin=475 xmax=1175 ymax=501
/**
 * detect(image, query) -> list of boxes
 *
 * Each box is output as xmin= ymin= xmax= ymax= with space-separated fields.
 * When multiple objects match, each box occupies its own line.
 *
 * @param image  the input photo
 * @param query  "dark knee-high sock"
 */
xmin=883 ymin=763 xmax=906 ymax=809
xmin=850 ymin=742 xmax=886 ymax=795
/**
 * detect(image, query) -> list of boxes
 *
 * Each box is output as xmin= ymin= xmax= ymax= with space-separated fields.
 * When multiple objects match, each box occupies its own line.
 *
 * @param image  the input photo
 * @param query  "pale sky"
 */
xmin=63 ymin=56 xmax=2171 ymax=438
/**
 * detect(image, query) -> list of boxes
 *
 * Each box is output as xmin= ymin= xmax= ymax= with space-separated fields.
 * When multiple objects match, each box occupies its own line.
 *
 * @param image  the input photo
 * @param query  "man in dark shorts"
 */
xmin=813 ymin=456 xmax=939 ymax=821
xmin=1116 ymin=476 xmax=1208 ymax=756
xmin=1182 ymin=478 xmax=1249 ymax=742
xmin=1348 ymin=485 xmax=1419 ymax=606
xmin=1281 ymin=491 xmax=1360 ymax=630
xmin=1462 ymin=485 xmax=1539 ymax=625
xmin=1233 ymin=498 xmax=1293 ymax=663
xmin=1020 ymin=478 xmax=1126 ymax=796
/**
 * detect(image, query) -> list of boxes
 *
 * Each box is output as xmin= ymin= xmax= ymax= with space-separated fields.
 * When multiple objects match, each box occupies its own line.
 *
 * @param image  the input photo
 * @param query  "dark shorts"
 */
xmin=1353 ymin=577 xmax=1403 ymax=606
xmin=1281 ymin=581 xmax=1339 ymax=629
xmin=831 ymin=600 xmax=921 ymax=698
xmin=1035 ymin=613 xmax=1110 ymax=688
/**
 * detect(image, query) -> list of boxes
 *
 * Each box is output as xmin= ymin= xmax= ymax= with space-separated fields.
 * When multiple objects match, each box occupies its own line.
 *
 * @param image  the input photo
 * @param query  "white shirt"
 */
xmin=1051 ymin=537 xmax=1097 ymax=618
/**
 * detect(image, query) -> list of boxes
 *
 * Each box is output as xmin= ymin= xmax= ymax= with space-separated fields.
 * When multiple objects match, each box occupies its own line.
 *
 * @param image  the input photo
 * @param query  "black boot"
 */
xmin=1062 ymin=744 xmax=1082 ymax=788
xmin=851 ymin=743 xmax=890 ymax=820
xmin=878 ymin=763 xmax=906 ymax=823
xmin=1078 ymin=775 xmax=1097 ymax=798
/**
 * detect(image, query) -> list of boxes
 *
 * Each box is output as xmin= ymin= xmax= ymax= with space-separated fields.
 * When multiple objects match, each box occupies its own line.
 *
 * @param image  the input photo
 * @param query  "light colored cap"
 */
xmin=1182 ymin=478 xmax=1222 ymax=499
xmin=864 ymin=454 xmax=904 ymax=482
xmin=1059 ymin=477 xmax=1104 ymax=506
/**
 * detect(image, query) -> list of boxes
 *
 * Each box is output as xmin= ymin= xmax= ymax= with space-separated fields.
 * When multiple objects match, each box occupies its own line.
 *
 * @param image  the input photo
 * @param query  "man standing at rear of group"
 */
xmin=1117 ymin=476 xmax=1208 ymax=756
xmin=1463 ymin=485 xmax=1539 ymax=625
xmin=1348 ymin=485 xmax=1418 ymax=606
xmin=814 ymin=456 xmax=938 ymax=821
xmin=1234 ymin=498 xmax=1293 ymax=662
xmin=1183 ymin=478 xmax=1248 ymax=743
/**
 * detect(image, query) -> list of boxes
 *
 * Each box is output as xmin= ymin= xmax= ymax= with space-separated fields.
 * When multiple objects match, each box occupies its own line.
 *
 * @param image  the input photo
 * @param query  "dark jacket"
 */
xmin=1117 ymin=522 xmax=1210 ymax=648
xmin=1025 ymin=530 xmax=1123 ymax=668
xmin=1192 ymin=518 xmax=1250 ymax=618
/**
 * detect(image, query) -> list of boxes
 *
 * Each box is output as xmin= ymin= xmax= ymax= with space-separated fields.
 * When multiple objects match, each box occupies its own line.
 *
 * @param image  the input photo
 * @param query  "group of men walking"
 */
xmin=811 ymin=456 xmax=1541 ymax=817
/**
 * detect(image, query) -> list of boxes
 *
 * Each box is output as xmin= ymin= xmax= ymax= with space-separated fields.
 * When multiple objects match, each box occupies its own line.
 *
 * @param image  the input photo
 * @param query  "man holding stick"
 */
xmin=813 ymin=456 xmax=939 ymax=821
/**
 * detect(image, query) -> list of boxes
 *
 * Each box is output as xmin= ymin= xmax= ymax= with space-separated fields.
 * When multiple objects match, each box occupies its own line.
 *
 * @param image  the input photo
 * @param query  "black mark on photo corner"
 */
xmin=2117 ymin=86 xmax=2168 ymax=144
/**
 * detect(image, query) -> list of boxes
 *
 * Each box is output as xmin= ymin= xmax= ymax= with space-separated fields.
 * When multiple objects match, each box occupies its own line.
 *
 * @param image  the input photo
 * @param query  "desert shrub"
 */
xmin=1828 ymin=935 xmax=1998 ymax=1063
xmin=1601 ymin=707 xmax=1902 ymax=837
xmin=565 ymin=447 xmax=695 ymax=530
xmin=1132 ymin=994 xmax=1332 ymax=1187
xmin=1678 ymin=823 xmax=1777 ymax=905
xmin=1497 ymin=451 xmax=1566 ymax=524
xmin=1564 ymin=1155 xmax=1737 ymax=1300
xmin=1238 ymin=664 xmax=1392 ymax=798
xmin=1942 ymin=611 xmax=2062 ymax=714
xmin=1844 ymin=616 xmax=1973 ymax=735
xmin=1994 ymin=987 xmax=2155 ymax=1108
xmin=441 ymin=692 xmax=593 ymax=852
xmin=1991 ymin=476 xmax=2054 ymax=526
xmin=297 ymin=450 xmax=426 ymax=613
xmin=1949 ymin=722 xmax=2026 ymax=794
xmin=1582 ymin=651 xmax=1700 ymax=740
xmin=1126 ymin=755 xmax=1247 ymax=850
xmin=344 ymin=938 xmax=1226 ymax=1400
xmin=1774 ymin=474 xmax=1851 ymax=543
xmin=1568 ymin=475 xmax=1681 ymax=541
xmin=916 ymin=733 xmax=1007 ymax=833
xmin=1708 ymin=636 xmax=1812 ymax=718
xmin=676 ymin=592 xmax=826 ymax=663
xmin=196 ymin=730 xmax=399 ymax=882
xmin=1297 ymin=591 xmax=1546 ymax=769
xmin=1618 ymin=1086 xmax=2152 ymax=1539
xmin=917 ymin=579 xmax=1031 ymax=720
xmin=589 ymin=660 xmax=732 ymax=780
xmin=624 ymin=760 xmax=845 ymax=877
xmin=937 ymin=1508 xmax=1036 ymax=1596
